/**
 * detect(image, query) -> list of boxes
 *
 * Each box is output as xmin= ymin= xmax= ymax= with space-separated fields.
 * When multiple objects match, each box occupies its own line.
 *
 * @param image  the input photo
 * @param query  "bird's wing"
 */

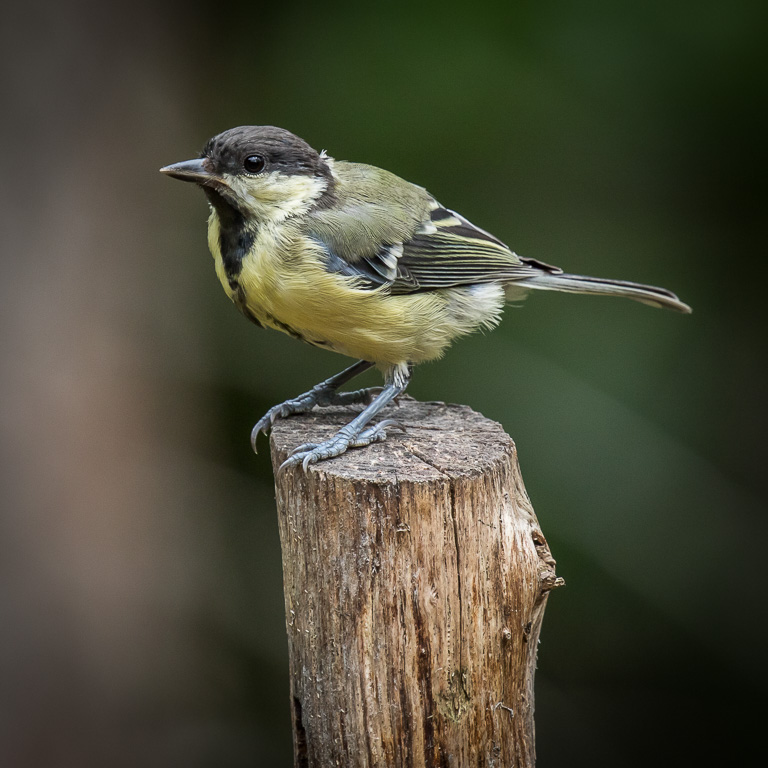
xmin=305 ymin=162 xmax=561 ymax=294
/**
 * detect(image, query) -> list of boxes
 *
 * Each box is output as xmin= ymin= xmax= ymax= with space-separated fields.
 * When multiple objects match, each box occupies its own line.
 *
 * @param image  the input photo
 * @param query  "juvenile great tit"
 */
xmin=161 ymin=126 xmax=690 ymax=470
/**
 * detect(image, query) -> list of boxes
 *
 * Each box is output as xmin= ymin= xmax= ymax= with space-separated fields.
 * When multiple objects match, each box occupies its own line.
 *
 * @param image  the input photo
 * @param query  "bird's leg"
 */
xmin=251 ymin=360 xmax=375 ymax=452
xmin=280 ymin=365 xmax=412 ymax=472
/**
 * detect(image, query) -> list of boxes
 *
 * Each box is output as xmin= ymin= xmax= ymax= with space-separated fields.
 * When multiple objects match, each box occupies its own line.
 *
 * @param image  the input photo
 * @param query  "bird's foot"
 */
xmin=279 ymin=419 xmax=405 ymax=473
xmin=250 ymin=386 xmax=378 ymax=452
xmin=251 ymin=396 xmax=317 ymax=452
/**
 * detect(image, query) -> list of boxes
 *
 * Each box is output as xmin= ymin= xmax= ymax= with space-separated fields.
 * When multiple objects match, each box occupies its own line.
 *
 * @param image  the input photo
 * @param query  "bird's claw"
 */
xmin=250 ymin=416 xmax=273 ymax=453
xmin=278 ymin=419 xmax=406 ymax=474
xmin=278 ymin=432 xmax=352 ymax=474
xmin=251 ymin=396 xmax=317 ymax=453
xmin=289 ymin=441 xmax=320 ymax=456
xmin=353 ymin=419 xmax=406 ymax=445
xmin=250 ymin=385 xmax=380 ymax=454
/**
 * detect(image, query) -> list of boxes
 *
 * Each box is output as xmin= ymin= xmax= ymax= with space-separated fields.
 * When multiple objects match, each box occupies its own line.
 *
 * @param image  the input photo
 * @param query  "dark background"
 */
xmin=2 ymin=1 xmax=766 ymax=765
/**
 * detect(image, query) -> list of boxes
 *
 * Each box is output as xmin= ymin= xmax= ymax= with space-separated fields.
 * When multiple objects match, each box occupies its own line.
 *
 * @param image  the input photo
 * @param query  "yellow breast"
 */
xmin=208 ymin=215 xmax=503 ymax=366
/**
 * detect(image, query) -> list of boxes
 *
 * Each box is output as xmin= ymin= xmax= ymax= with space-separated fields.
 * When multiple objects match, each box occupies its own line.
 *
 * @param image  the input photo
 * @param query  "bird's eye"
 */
xmin=243 ymin=155 xmax=266 ymax=174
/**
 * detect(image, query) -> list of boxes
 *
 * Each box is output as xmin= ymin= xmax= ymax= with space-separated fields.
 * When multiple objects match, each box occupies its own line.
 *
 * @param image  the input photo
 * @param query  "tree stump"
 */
xmin=270 ymin=397 xmax=562 ymax=768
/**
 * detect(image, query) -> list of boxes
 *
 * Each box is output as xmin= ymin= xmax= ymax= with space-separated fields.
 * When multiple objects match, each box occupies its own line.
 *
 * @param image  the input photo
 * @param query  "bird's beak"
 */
xmin=159 ymin=158 xmax=221 ymax=185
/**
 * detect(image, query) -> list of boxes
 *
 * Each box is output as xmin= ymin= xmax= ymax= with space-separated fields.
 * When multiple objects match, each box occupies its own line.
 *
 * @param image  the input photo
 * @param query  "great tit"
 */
xmin=161 ymin=126 xmax=690 ymax=470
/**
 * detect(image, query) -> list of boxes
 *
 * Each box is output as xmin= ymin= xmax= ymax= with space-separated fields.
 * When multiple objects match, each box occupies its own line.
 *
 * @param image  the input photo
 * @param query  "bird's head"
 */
xmin=161 ymin=126 xmax=335 ymax=223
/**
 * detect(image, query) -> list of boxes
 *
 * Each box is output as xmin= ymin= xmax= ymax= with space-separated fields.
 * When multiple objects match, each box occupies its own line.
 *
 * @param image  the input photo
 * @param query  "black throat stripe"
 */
xmin=204 ymin=189 xmax=256 ymax=288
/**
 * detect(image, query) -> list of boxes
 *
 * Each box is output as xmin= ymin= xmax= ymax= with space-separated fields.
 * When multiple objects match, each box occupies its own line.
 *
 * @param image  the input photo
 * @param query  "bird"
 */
xmin=161 ymin=126 xmax=690 ymax=471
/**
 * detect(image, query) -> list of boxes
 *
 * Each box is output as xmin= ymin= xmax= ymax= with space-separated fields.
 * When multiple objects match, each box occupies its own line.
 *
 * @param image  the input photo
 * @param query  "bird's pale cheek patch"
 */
xmin=225 ymin=172 xmax=329 ymax=221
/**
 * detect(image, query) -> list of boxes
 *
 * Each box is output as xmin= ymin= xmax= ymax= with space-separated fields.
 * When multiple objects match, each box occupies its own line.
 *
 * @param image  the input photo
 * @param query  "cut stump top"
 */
xmin=269 ymin=397 xmax=516 ymax=484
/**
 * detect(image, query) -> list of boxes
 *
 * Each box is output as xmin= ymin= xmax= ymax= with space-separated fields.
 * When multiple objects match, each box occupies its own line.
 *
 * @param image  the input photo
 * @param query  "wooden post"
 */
xmin=270 ymin=398 xmax=562 ymax=767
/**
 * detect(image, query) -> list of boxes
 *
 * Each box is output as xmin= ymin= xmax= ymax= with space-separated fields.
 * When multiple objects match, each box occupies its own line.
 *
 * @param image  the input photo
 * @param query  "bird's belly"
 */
xmin=252 ymin=281 xmax=504 ymax=367
xmin=233 ymin=269 xmax=439 ymax=364
xmin=218 ymin=234 xmax=506 ymax=365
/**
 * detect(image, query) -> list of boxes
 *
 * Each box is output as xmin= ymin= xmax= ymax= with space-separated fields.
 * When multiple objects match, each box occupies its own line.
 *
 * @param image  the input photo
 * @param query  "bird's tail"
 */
xmin=519 ymin=271 xmax=692 ymax=313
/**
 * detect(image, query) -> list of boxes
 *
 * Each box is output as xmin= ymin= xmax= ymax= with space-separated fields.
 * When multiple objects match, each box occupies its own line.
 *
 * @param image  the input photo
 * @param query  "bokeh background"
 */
xmin=2 ymin=0 xmax=766 ymax=765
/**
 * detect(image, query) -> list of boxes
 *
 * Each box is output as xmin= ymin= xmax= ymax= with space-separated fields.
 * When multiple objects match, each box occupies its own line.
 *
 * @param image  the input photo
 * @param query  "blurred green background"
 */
xmin=1 ymin=0 xmax=766 ymax=765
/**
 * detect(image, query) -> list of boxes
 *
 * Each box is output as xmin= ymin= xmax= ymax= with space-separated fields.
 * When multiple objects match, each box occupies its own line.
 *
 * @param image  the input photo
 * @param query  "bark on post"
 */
xmin=270 ymin=398 xmax=562 ymax=768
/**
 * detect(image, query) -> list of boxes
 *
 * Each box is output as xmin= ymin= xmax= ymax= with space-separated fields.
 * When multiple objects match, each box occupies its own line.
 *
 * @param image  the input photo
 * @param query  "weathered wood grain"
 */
xmin=270 ymin=397 xmax=561 ymax=767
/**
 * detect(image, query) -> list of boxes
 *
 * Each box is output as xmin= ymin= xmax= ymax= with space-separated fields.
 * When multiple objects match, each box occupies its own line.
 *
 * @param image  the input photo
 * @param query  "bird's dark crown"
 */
xmin=202 ymin=126 xmax=331 ymax=180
